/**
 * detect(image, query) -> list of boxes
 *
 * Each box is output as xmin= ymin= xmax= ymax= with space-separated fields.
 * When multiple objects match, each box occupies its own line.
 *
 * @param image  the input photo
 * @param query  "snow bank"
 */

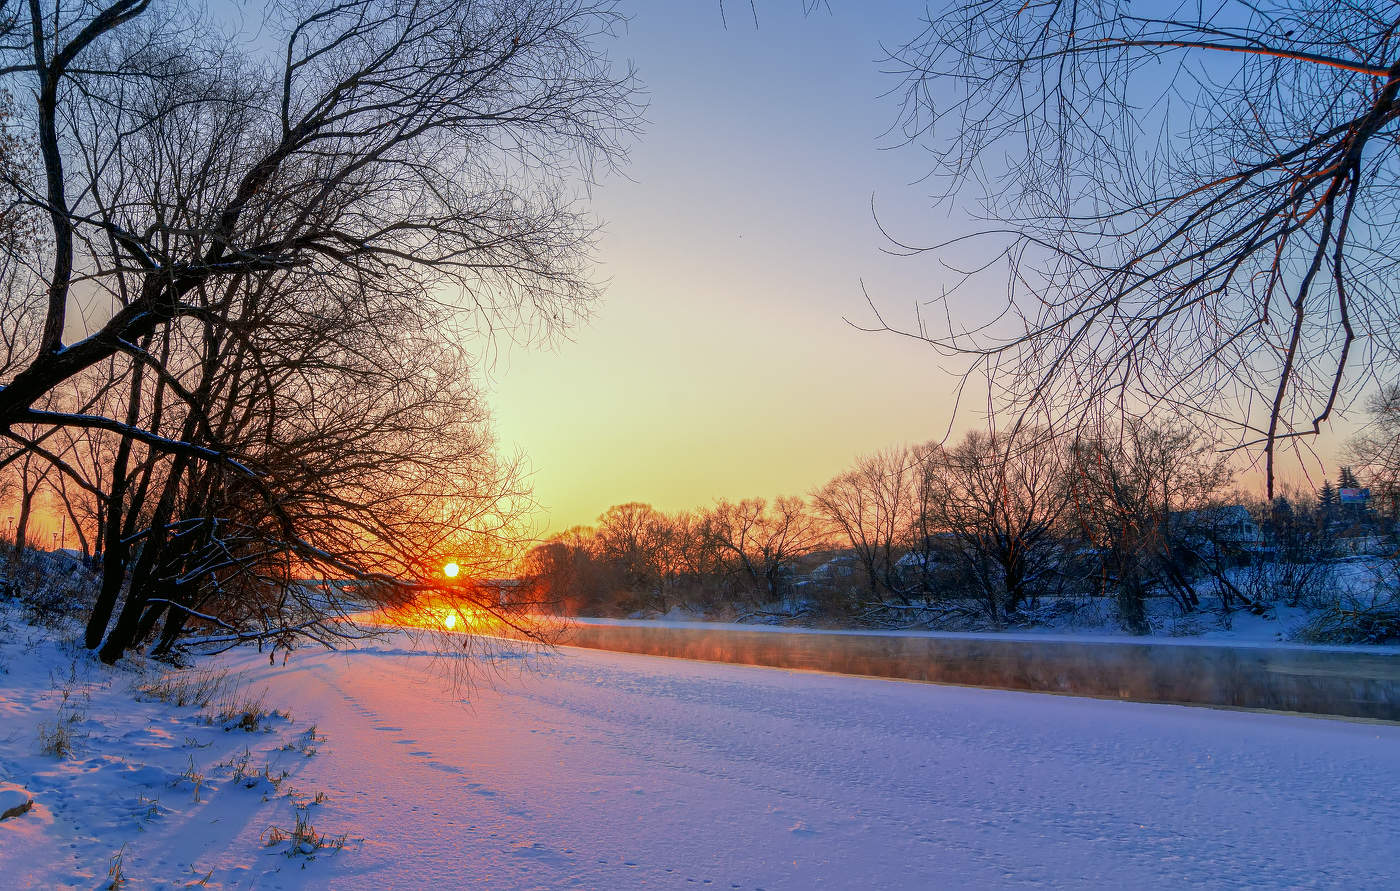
xmin=0 ymin=611 xmax=353 ymax=888
xmin=198 ymin=633 xmax=1400 ymax=887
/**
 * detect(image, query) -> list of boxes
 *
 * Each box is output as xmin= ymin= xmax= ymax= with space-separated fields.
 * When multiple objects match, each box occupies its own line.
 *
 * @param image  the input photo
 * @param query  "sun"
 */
xmin=444 ymin=613 xmax=458 ymax=629
xmin=443 ymin=562 xmax=460 ymax=579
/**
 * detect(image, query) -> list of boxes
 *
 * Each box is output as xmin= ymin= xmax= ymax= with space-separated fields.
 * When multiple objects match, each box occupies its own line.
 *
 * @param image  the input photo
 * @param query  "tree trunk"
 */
xmin=85 ymin=355 xmax=148 ymax=649
xmin=1114 ymin=538 xmax=1150 ymax=635
xmin=98 ymin=453 xmax=191 ymax=663
xmin=135 ymin=596 xmax=170 ymax=647
xmin=13 ymin=486 xmax=32 ymax=554
xmin=151 ymin=604 xmax=190 ymax=659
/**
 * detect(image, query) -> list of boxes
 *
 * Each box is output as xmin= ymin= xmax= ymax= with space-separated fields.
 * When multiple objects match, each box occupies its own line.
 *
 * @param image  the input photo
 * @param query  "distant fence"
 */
xmin=559 ymin=621 xmax=1400 ymax=721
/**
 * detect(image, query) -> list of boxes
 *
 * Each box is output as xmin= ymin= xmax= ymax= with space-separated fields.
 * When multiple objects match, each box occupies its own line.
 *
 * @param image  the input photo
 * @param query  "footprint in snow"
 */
xmin=423 ymin=760 xmax=464 ymax=775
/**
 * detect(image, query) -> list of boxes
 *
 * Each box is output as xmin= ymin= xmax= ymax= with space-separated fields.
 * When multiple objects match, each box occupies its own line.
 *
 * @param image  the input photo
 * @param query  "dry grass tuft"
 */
xmin=106 ymin=844 xmax=126 ymax=890
xmin=262 ymin=806 xmax=347 ymax=857
xmin=136 ymin=667 xmax=240 ymax=710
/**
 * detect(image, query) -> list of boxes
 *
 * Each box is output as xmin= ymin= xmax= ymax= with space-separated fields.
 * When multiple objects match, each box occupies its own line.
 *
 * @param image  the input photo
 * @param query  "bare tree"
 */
xmin=879 ymin=0 xmax=1400 ymax=493
xmin=1345 ymin=382 xmax=1400 ymax=522
xmin=7 ymin=444 xmax=50 ymax=551
xmin=662 ymin=509 xmax=728 ymax=608
xmin=593 ymin=502 xmax=672 ymax=611
xmin=522 ymin=526 xmax=606 ymax=616
xmin=1068 ymin=421 xmax=1235 ymax=633
xmin=706 ymin=496 xmax=822 ymax=604
xmin=114 ymin=327 xmax=536 ymax=662
xmin=812 ymin=446 xmax=918 ymax=601
xmin=0 ymin=0 xmax=637 ymax=659
xmin=920 ymin=429 xmax=1072 ymax=623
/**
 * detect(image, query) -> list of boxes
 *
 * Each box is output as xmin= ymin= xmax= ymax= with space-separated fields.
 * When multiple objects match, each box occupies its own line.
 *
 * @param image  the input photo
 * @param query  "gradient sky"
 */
xmin=178 ymin=0 xmax=1354 ymax=541
xmin=487 ymin=2 xmax=992 ymax=533
xmin=7 ymin=0 xmax=1360 ymax=548
xmin=482 ymin=2 xmax=1368 ymax=533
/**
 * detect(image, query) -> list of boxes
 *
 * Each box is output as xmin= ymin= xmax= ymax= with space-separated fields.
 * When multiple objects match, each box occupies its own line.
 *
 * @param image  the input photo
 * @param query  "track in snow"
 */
xmin=224 ymin=634 xmax=1400 ymax=889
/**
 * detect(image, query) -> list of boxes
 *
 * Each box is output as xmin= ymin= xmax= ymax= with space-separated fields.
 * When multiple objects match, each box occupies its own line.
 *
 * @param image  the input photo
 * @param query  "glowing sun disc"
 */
xmin=443 ymin=562 xmax=460 ymax=578
xmin=444 ymin=613 xmax=458 ymax=629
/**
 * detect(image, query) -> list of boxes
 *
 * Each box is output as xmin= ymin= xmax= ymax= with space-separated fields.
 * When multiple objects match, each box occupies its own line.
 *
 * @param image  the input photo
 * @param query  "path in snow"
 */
xmin=219 ymin=634 xmax=1400 ymax=889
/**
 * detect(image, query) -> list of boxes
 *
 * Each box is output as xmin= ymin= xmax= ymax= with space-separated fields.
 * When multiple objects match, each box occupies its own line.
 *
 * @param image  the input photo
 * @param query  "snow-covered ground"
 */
xmin=3 ymin=615 xmax=1400 ymax=889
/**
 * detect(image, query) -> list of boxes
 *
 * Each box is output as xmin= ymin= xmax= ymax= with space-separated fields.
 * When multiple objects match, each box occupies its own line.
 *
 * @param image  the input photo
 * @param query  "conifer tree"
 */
xmin=1319 ymin=479 xmax=1337 ymax=507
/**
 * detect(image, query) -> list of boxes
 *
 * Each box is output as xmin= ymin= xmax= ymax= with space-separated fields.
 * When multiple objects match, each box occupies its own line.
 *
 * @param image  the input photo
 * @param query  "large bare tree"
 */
xmin=880 ymin=0 xmax=1400 ymax=493
xmin=0 ymin=0 xmax=637 ymax=659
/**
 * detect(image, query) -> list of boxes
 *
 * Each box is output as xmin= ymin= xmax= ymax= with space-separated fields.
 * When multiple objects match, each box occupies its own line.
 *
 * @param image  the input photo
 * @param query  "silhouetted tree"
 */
xmin=1069 ymin=422 xmax=1233 ymax=633
xmin=812 ymin=446 xmax=918 ymax=602
xmin=880 ymin=0 xmax=1400 ymax=494
xmin=1345 ymin=384 xmax=1400 ymax=524
xmin=0 ymin=0 xmax=637 ymax=659
xmin=706 ymin=497 xmax=822 ymax=604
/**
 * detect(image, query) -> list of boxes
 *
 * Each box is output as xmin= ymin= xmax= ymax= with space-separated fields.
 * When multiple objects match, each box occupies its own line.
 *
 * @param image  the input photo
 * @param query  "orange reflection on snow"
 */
xmin=361 ymin=592 xmax=505 ymax=636
xmin=413 ymin=601 xmax=487 ymax=633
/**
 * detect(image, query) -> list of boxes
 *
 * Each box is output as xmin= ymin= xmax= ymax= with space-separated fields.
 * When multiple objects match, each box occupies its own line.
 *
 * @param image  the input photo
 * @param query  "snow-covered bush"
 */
xmin=1292 ymin=593 xmax=1400 ymax=645
xmin=1294 ymin=558 xmax=1400 ymax=644
xmin=1233 ymin=558 xmax=1338 ymax=611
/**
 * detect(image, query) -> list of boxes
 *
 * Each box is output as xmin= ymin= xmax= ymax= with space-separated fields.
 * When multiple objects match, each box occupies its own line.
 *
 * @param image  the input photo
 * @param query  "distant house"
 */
xmin=1169 ymin=505 xmax=1265 ymax=558
xmin=809 ymin=555 xmax=858 ymax=583
xmin=893 ymin=536 xmax=960 ymax=582
xmin=480 ymin=577 xmax=527 ymax=605
xmin=894 ymin=550 xmax=931 ymax=572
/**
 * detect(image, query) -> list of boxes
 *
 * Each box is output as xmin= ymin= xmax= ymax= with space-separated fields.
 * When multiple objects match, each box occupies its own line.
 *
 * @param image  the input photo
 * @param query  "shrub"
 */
xmin=262 ymin=806 xmax=347 ymax=858
xmin=0 ymin=552 xmax=96 ymax=628
xmin=136 ymin=667 xmax=240 ymax=710
xmin=1293 ymin=593 xmax=1400 ymax=645
xmin=38 ymin=667 xmax=88 ymax=758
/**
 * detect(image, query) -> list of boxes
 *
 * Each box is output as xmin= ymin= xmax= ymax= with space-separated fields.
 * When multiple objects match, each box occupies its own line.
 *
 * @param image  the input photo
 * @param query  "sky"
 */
xmin=486 ymin=2 xmax=985 ymax=533
xmin=19 ymin=0 xmax=968 ymax=546
xmin=19 ymin=0 xmax=1359 ymax=545
xmin=481 ymin=1 xmax=1371 ymax=534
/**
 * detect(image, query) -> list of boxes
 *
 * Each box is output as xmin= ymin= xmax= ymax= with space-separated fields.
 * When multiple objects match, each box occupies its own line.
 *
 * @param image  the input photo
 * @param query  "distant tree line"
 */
xmin=522 ymin=412 xmax=1400 ymax=635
